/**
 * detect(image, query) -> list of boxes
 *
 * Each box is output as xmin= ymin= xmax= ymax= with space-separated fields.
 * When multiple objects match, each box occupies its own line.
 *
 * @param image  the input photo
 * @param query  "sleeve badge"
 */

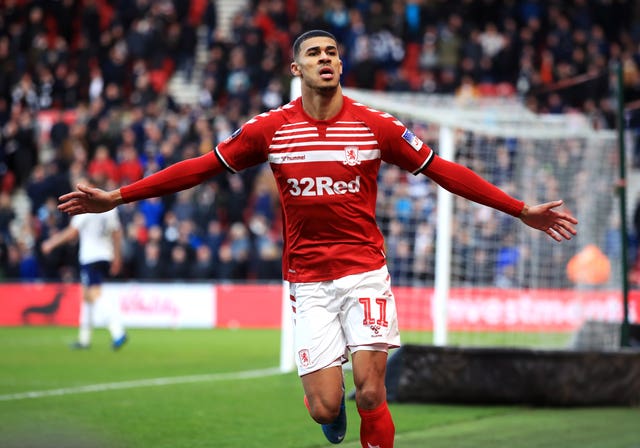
xmin=402 ymin=128 xmax=423 ymax=151
xmin=222 ymin=127 xmax=242 ymax=144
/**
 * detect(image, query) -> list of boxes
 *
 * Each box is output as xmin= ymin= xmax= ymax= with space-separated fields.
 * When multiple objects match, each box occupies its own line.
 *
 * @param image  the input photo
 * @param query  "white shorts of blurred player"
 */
xmin=291 ymin=264 xmax=401 ymax=376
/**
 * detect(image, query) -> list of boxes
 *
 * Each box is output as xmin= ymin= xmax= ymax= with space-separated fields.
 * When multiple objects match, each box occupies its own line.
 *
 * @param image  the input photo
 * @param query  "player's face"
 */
xmin=291 ymin=36 xmax=343 ymax=92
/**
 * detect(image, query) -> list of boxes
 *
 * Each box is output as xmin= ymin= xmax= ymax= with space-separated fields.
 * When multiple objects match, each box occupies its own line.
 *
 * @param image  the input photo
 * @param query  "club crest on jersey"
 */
xmin=402 ymin=128 xmax=423 ymax=151
xmin=343 ymin=146 xmax=361 ymax=166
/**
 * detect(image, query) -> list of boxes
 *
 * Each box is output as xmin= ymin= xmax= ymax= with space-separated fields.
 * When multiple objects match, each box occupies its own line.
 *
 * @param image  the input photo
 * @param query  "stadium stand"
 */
xmin=1 ymin=0 xmax=640 ymax=284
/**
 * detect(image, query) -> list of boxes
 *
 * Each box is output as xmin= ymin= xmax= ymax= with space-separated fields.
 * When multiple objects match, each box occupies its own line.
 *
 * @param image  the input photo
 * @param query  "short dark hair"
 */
xmin=292 ymin=30 xmax=337 ymax=59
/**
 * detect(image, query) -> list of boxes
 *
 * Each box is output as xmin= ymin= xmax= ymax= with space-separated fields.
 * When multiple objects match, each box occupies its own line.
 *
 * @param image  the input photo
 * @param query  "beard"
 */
xmin=315 ymin=84 xmax=339 ymax=95
xmin=306 ymin=78 xmax=340 ymax=96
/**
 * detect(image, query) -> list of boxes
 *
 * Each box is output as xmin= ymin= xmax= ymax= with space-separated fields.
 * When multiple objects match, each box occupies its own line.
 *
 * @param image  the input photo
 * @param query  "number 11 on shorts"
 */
xmin=359 ymin=298 xmax=389 ymax=327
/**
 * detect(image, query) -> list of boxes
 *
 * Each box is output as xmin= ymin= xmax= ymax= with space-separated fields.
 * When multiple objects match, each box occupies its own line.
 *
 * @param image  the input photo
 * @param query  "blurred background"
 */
xmin=2 ymin=5 xmax=640 ymax=445
xmin=0 ymin=0 xmax=639 ymax=289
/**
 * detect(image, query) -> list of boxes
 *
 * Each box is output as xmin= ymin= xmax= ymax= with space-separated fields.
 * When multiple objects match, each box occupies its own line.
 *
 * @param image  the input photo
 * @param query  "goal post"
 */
xmin=433 ymin=125 xmax=454 ymax=346
xmin=279 ymin=280 xmax=296 ymax=373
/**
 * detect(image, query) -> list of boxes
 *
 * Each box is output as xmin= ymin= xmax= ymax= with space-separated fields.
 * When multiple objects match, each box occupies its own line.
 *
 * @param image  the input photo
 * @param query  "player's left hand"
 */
xmin=519 ymin=200 xmax=578 ymax=242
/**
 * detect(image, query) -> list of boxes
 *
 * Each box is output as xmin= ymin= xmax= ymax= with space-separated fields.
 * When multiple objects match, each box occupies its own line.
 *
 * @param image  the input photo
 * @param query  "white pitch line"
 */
xmin=0 ymin=367 xmax=283 ymax=402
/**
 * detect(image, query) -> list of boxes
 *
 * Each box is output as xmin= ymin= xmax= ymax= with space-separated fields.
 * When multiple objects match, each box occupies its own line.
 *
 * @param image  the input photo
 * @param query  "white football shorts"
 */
xmin=290 ymin=265 xmax=401 ymax=376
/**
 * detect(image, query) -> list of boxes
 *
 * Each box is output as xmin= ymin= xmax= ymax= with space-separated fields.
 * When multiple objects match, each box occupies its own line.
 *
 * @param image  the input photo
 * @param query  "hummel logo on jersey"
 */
xmin=367 ymin=443 xmax=381 ymax=448
xmin=287 ymin=176 xmax=361 ymax=196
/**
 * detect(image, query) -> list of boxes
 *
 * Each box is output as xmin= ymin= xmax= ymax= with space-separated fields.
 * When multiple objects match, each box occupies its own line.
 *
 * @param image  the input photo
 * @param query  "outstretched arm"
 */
xmin=423 ymin=154 xmax=577 ymax=242
xmin=58 ymin=152 xmax=225 ymax=215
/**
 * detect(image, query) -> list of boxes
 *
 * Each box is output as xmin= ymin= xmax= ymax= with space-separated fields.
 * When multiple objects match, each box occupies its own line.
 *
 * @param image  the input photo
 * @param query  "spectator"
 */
xmin=203 ymin=219 xmax=225 ymax=264
xmin=88 ymin=145 xmax=120 ymax=185
xmin=248 ymin=212 xmax=281 ymax=280
xmin=2 ymin=0 xmax=640 ymax=285
xmin=135 ymin=240 xmax=165 ymax=280
xmin=217 ymin=222 xmax=250 ymax=280
xmin=168 ymin=243 xmax=192 ymax=280
xmin=203 ymin=0 xmax=219 ymax=48
xmin=138 ymin=196 xmax=165 ymax=229
xmin=117 ymin=143 xmax=145 ymax=184
xmin=191 ymin=243 xmax=216 ymax=279
xmin=4 ymin=242 xmax=23 ymax=280
xmin=49 ymin=110 xmax=70 ymax=151
xmin=4 ymin=107 xmax=38 ymax=188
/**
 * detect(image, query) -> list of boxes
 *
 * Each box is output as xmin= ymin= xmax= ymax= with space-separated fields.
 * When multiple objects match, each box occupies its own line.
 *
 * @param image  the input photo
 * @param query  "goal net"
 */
xmin=343 ymin=88 xmax=624 ymax=350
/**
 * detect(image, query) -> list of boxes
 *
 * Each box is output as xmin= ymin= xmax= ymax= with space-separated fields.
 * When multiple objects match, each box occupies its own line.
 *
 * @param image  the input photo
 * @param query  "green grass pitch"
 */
xmin=1 ymin=327 xmax=638 ymax=447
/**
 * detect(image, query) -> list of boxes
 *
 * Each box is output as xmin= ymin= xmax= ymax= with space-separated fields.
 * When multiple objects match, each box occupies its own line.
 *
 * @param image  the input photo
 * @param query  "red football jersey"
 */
xmin=215 ymin=96 xmax=434 ymax=282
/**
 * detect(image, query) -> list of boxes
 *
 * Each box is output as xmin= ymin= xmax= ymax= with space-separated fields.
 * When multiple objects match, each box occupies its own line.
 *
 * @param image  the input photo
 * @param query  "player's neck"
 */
xmin=301 ymin=85 xmax=343 ymax=121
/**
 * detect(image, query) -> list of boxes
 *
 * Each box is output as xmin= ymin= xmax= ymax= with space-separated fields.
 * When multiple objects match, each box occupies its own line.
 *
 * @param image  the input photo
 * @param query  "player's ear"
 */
xmin=291 ymin=61 xmax=301 ymax=77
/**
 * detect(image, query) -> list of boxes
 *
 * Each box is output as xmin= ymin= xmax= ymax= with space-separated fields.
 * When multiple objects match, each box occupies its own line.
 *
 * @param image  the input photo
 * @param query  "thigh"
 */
xmin=291 ymin=281 xmax=348 ymax=376
xmin=300 ymin=365 xmax=344 ymax=409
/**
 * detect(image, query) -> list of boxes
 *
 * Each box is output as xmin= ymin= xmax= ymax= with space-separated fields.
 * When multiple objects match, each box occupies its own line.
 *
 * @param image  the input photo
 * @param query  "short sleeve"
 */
xmin=378 ymin=117 xmax=434 ymax=175
xmin=69 ymin=214 xmax=86 ymax=231
xmin=105 ymin=209 xmax=121 ymax=232
xmin=214 ymin=119 xmax=272 ymax=173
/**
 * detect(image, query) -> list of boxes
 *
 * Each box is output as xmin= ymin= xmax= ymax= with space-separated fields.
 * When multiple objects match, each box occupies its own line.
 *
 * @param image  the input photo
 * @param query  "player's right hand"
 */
xmin=58 ymin=184 xmax=121 ymax=215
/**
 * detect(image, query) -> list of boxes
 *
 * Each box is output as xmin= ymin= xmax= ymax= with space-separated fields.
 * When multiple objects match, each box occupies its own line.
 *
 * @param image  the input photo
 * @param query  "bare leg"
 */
xmin=351 ymin=350 xmax=388 ymax=409
xmin=301 ymin=365 xmax=344 ymax=424
xmin=77 ymin=285 xmax=100 ymax=346
xmin=353 ymin=350 xmax=395 ymax=448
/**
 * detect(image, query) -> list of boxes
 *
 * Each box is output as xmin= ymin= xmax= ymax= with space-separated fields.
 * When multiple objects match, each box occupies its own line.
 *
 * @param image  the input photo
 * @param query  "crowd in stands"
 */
xmin=1 ymin=0 xmax=639 ymax=286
